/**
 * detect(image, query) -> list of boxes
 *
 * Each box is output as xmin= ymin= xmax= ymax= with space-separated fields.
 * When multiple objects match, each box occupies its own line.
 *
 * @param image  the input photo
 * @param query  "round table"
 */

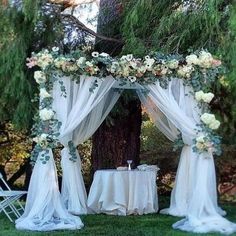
xmin=87 ymin=169 xmax=158 ymax=215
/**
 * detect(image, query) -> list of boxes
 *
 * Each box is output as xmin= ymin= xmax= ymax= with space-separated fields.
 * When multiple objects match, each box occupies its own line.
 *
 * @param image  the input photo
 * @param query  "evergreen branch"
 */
xmin=61 ymin=14 xmax=124 ymax=45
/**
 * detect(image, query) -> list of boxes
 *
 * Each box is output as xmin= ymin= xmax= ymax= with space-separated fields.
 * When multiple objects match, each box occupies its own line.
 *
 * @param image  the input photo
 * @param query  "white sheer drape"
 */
xmin=138 ymin=78 xmax=236 ymax=234
xmin=15 ymin=149 xmax=84 ymax=231
xmin=52 ymin=75 xmax=120 ymax=215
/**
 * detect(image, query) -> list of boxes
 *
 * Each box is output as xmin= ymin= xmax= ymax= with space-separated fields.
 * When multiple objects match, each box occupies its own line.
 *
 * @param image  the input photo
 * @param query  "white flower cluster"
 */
xmin=200 ymin=113 xmax=220 ymax=130
xmin=28 ymin=49 xmax=222 ymax=84
xmin=195 ymin=90 xmax=214 ymax=103
xmin=195 ymin=135 xmax=214 ymax=153
xmin=186 ymin=51 xmax=221 ymax=69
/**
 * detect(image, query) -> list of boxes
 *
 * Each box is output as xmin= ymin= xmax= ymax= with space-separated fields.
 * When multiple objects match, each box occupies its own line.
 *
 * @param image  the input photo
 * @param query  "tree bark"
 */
xmin=91 ymin=0 xmax=142 ymax=171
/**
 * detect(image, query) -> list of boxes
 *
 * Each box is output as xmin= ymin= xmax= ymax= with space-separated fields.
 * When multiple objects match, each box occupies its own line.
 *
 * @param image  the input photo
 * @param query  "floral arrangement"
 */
xmin=27 ymin=47 xmax=223 ymax=161
xmin=27 ymin=48 xmax=222 ymax=91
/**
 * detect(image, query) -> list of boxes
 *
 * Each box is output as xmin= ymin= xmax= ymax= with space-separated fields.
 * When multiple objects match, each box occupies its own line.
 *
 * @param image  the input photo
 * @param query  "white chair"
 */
xmin=0 ymin=172 xmax=27 ymax=222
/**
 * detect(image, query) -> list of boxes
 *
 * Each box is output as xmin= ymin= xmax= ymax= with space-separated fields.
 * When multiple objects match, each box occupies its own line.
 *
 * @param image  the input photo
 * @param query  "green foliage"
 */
xmin=121 ymin=0 xmax=236 ymax=144
xmin=141 ymin=120 xmax=173 ymax=153
xmin=0 ymin=1 xmax=63 ymax=130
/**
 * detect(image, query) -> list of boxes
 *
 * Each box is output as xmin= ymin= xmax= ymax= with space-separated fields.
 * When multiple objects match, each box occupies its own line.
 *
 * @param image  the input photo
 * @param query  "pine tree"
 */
xmin=0 ymin=0 xmax=63 ymax=129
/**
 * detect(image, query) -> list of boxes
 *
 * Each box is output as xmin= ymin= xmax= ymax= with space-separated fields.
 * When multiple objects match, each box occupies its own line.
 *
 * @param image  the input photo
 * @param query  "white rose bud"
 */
xmin=186 ymin=54 xmax=199 ymax=65
xmin=39 ymin=108 xmax=54 ymax=121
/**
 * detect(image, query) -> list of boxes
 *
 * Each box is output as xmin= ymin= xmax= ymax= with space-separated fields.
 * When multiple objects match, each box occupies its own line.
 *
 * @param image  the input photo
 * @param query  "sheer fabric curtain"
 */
xmin=138 ymin=79 xmax=236 ymax=234
xmin=15 ymin=149 xmax=84 ymax=231
xmin=52 ymin=75 xmax=120 ymax=215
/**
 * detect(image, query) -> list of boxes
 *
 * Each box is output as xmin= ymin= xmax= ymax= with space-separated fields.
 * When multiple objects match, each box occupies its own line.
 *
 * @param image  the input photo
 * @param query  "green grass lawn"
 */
xmin=1 ymin=201 xmax=236 ymax=236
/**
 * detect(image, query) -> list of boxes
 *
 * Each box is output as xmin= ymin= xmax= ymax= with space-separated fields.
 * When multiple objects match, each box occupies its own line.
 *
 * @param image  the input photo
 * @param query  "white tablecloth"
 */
xmin=87 ymin=169 xmax=158 ymax=215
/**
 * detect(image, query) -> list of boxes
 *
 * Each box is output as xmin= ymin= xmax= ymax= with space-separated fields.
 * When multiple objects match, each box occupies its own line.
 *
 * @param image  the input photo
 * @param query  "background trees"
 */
xmin=0 ymin=0 xmax=235 ymax=193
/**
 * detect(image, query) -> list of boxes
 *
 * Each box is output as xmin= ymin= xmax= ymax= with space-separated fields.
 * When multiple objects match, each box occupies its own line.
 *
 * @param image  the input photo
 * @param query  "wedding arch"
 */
xmin=16 ymin=48 xmax=236 ymax=234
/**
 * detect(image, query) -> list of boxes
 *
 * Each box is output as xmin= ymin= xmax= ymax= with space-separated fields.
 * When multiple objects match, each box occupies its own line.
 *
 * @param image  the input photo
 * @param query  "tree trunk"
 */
xmin=92 ymin=95 xmax=142 ymax=170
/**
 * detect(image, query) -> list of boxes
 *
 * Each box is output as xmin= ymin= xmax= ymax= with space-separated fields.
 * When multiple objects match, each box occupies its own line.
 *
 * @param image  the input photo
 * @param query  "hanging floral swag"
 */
xmin=27 ymin=47 xmax=224 ymax=163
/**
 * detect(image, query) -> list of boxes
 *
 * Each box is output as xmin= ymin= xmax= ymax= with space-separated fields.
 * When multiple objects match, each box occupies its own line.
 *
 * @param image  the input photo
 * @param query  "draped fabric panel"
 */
xmin=15 ymin=149 xmax=84 ymax=231
xmin=52 ymin=75 xmax=120 ymax=215
xmin=137 ymin=78 xmax=236 ymax=233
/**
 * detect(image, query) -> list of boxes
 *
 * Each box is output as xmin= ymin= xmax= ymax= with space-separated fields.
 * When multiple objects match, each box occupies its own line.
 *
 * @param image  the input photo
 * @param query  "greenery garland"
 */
xmin=27 ymin=47 xmax=223 ymax=162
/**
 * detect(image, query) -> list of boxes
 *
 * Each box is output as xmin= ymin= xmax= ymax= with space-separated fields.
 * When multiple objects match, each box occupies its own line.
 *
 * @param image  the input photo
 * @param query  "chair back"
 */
xmin=0 ymin=172 xmax=11 ymax=191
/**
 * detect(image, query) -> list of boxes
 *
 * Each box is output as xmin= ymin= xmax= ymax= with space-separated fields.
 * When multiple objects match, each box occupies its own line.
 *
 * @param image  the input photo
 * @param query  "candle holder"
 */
xmin=127 ymin=160 xmax=133 ymax=171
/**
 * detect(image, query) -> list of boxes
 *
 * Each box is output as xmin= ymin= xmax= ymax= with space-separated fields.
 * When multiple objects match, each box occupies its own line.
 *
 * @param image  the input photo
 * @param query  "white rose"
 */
xmin=200 ymin=113 xmax=216 ymax=125
xmin=37 ymin=53 xmax=53 ymax=69
xmin=198 ymin=51 xmax=214 ymax=68
xmin=76 ymin=57 xmax=86 ymax=66
xmin=168 ymin=59 xmax=179 ymax=69
xmin=40 ymin=88 xmax=51 ymax=99
xmin=34 ymin=71 xmax=46 ymax=84
xmin=92 ymin=51 xmax=99 ymax=57
xmin=186 ymin=54 xmax=199 ymax=65
xmin=39 ymin=108 xmax=54 ymax=121
xmin=209 ymin=120 xmax=220 ymax=130
xmin=145 ymin=55 xmax=150 ymax=60
xmin=195 ymin=90 xmax=204 ymax=101
xmin=100 ymin=52 xmax=109 ymax=57
xmin=196 ymin=142 xmax=205 ymax=150
xmin=196 ymin=135 xmax=205 ymax=143
xmin=202 ymin=92 xmax=214 ymax=103
xmin=177 ymin=65 xmax=194 ymax=78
